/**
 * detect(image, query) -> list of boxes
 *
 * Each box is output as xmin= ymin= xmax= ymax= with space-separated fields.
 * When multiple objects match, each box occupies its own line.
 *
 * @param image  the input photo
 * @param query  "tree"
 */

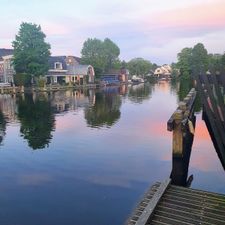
xmin=103 ymin=38 xmax=120 ymax=71
xmin=127 ymin=58 xmax=152 ymax=76
xmin=81 ymin=38 xmax=121 ymax=77
xmin=12 ymin=22 xmax=51 ymax=78
xmin=177 ymin=47 xmax=192 ymax=79
xmin=191 ymin=43 xmax=208 ymax=75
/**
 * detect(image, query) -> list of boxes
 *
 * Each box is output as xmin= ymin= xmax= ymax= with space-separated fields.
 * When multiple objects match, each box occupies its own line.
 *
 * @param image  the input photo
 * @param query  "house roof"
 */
xmin=48 ymin=56 xmax=67 ymax=70
xmin=66 ymin=65 xmax=93 ymax=75
xmin=48 ymin=56 xmax=82 ymax=70
xmin=0 ymin=48 xmax=13 ymax=57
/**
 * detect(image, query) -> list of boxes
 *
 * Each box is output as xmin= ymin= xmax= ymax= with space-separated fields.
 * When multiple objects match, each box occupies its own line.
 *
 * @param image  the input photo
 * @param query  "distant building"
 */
xmin=0 ymin=48 xmax=14 ymax=83
xmin=154 ymin=64 xmax=172 ymax=78
xmin=46 ymin=56 xmax=95 ymax=85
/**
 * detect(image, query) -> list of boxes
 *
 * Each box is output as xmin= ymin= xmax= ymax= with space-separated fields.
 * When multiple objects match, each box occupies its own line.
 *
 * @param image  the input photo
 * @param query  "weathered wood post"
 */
xmin=168 ymin=88 xmax=197 ymax=186
xmin=172 ymin=109 xmax=184 ymax=156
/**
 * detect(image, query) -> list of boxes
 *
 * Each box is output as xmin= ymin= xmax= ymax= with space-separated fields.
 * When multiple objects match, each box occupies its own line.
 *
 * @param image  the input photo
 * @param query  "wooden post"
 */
xmin=172 ymin=109 xmax=183 ymax=156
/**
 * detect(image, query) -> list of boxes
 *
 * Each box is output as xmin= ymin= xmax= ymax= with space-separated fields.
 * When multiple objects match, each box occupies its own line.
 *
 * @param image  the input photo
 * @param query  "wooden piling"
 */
xmin=167 ymin=88 xmax=197 ymax=157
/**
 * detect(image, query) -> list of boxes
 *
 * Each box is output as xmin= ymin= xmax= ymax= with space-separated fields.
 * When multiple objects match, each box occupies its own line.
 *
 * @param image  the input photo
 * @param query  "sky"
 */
xmin=1 ymin=0 xmax=225 ymax=64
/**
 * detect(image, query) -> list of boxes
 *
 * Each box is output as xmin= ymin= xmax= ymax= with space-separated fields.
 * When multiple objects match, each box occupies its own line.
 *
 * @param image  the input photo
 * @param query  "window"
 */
xmin=55 ymin=62 xmax=63 ymax=70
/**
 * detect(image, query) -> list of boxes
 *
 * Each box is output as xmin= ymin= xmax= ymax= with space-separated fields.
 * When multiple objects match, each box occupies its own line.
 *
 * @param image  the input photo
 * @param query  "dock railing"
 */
xmin=167 ymin=88 xmax=197 ymax=157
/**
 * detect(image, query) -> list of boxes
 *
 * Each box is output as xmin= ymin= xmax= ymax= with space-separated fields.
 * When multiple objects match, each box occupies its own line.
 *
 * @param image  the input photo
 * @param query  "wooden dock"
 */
xmin=126 ymin=179 xmax=225 ymax=225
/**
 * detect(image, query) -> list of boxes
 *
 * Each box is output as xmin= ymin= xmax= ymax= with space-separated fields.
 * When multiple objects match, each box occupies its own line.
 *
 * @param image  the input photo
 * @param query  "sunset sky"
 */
xmin=1 ymin=0 xmax=225 ymax=64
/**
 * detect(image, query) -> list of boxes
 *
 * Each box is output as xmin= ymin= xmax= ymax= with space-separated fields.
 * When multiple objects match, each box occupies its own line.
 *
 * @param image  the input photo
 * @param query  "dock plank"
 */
xmin=126 ymin=180 xmax=225 ymax=225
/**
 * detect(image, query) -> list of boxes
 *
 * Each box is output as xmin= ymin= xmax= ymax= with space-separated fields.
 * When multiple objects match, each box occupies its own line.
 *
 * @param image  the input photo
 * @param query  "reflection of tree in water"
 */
xmin=0 ymin=111 xmax=6 ymax=145
xmin=173 ymin=77 xmax=202 ymax=113
xmin=85 ymin=91 xmax=121 ymax=128
xmin=17 ymin=94 xmax=55 ymax=150
xmin=128 ymin=83 xmax=153 ymax=104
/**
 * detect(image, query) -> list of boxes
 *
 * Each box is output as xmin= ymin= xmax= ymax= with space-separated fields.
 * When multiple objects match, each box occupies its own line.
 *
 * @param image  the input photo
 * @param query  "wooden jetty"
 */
xmin=126 ymin=179 xmax=225 ymax=225
xmin=127 ymin=82 xmax=225 ymax=225
xmin=195 ymin=74 xmax=225 ymax=169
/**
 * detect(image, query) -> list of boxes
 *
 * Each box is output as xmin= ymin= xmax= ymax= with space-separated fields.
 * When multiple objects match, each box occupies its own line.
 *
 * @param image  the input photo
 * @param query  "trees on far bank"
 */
xmin=176 ymin=42 xmax=225 ymax=79
xmin=127 ymin=58 xmax=153 ymax=77
xmin=12 ymin=22 xmax=51 ymax=85
xmin=81 ymin=38 xmax=120 ymax=77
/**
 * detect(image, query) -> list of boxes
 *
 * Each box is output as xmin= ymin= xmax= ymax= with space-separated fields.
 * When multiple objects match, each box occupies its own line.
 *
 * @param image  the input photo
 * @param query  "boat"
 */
xmin=131 ymin=75 xmax=145 ymax=84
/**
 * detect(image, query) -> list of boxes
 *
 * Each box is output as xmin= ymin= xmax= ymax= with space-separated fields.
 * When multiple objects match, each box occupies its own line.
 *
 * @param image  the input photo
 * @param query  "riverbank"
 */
xmin=0 ymin=84 xmax=98 ymax=94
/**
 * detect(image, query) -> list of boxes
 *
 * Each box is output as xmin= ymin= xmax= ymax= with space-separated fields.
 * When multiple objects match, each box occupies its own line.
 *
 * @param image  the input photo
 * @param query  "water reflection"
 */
xmin=50 ymin=89 xmax=96 ymax=114
xmin=128 ymin=83 xmax=153 ymax=103
xmin=0 ymin=111 xmax=6 ymax=144
xmin=85 ymin=87 xmax=122 ymax=128
xmin=17 ymin=93 xmax=55 ymax=150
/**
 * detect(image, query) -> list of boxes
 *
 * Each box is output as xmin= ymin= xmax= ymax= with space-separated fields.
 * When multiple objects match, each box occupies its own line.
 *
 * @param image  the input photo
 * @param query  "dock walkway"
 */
xmin=127 ymin=179 xmax=225 ymax=225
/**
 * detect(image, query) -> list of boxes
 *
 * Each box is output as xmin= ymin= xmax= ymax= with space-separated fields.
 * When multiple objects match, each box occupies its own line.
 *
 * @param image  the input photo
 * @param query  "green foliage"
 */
xmin=176 ymin=43 xmax=209 ymax=79
xmin=12 ymin=22 xmax=51 ymax=77
xmin=177 ymin=47 xmax=192 ymax=78
xmin=14 ymin=73 xmax=31 ymax=87
xmin=36 ymin=76 xmax=46 ymax=88
xmin=208 ymin=53 xmax=225 ymax=73
xmin=17 ymin=94 xmax=55 ymax=150
xmin=127 ymin=58 xmax=152 ymax=76
xmin=81 ymin=38 xmax=120 ymax=76
xmin=191 ymin=43 xmax=208 ymax=74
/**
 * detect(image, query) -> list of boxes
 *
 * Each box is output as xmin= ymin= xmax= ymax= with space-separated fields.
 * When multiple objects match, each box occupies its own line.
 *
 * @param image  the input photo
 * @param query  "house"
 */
xmin=0 ymin=49 xmax=95 ymax=85
xmin=154 ymin=64 xmax=172 ymax=79
xmin=46 ymin=56 xmax=95 ymax=85
xmin=0 ymin=48 xmax=14 ymax=83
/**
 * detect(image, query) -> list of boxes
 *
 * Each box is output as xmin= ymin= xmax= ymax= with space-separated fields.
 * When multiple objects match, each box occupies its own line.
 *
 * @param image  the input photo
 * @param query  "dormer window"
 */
xmin=55 ymin=62 xmax=63 ymax=70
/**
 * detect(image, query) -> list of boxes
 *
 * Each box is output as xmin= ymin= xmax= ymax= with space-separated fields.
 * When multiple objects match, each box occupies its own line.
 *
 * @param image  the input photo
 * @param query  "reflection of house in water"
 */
xmin=0 ymin=94 xmax=17 ymax=122
xmin=50 ymin=90 xmax=96 ymax=114
xmin=0 ymin=94 xmax=17 ymax=145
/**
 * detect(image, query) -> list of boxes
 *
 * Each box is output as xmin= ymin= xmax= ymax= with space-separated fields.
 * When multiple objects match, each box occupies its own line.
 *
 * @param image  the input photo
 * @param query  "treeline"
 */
xmin=174 ymin=43 xmax=225 ymax=79
xmin=80 ymin=38 xmax=157 ymax=78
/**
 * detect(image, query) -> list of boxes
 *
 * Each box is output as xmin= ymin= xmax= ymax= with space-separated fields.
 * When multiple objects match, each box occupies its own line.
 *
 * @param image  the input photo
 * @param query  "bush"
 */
xmin=36 ymin=76 xmax=46 ymax=88
xmin=14 ymin=73 xmax=31 ymax=87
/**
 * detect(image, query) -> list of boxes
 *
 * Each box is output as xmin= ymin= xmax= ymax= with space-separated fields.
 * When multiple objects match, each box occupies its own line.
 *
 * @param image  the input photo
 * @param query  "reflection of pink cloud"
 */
xmin=18 ymin=173 xmax=53 ymax=186
xmin=191 ymin=117 xmax=222 ymax=172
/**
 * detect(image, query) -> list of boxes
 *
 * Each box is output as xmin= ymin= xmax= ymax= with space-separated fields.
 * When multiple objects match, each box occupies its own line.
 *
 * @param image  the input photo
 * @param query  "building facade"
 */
xmin=0 ymin=49 xmax=14 ymax=83
xmin=46 ymin=56 xmax=95 ymax=85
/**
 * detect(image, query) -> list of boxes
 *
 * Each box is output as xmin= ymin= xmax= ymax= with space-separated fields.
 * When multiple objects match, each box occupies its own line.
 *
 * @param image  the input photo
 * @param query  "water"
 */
xmin=0 ymin=82 xmax=224 ymax=225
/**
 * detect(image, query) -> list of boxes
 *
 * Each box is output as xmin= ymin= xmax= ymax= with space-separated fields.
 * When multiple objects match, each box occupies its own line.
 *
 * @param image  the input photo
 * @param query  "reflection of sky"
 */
xmin=0 ymin=82 xmax=224 ymax=225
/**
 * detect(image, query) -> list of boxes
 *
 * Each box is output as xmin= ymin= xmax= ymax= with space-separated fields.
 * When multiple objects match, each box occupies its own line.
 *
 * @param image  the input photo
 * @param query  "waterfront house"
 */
xmin=154 ymin=64 xmax=172 ymax=79
xmin=0 ymin=48 xmax=14 ymax=83
xmin=46 ymin=56 xmax=95 ymax=85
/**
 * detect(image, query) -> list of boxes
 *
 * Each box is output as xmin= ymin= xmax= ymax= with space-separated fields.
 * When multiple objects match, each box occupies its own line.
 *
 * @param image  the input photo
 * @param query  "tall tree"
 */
xmin=103 ymin=38 xmax=120 ymax=71
xmin=127 ymin=58 xmax=152 ymax=76
xmin=81 ymin=38 xmax=121 ymax=77
xmin=12 ymin=22 xmax=51 ymax=77
xmin=191 ymin=43 xmax=208 ymax=75
xmin=177 ymin=47 xmax=192 ymax=79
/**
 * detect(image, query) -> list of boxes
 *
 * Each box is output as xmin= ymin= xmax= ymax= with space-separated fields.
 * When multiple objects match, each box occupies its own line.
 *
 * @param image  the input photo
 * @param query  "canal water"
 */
xmin=0 ymin=81 xmax=224 ymax=225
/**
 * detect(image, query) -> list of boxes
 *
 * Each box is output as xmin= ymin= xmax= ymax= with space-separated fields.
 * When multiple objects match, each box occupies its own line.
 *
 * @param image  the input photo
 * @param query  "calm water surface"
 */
xmin=0 ymin=81 xmax=224 ymax=225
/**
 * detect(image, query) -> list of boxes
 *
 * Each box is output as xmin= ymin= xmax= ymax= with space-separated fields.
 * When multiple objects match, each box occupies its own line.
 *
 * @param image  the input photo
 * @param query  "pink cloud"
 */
xmin=148 ymin=1 xmax=225 ymax=30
